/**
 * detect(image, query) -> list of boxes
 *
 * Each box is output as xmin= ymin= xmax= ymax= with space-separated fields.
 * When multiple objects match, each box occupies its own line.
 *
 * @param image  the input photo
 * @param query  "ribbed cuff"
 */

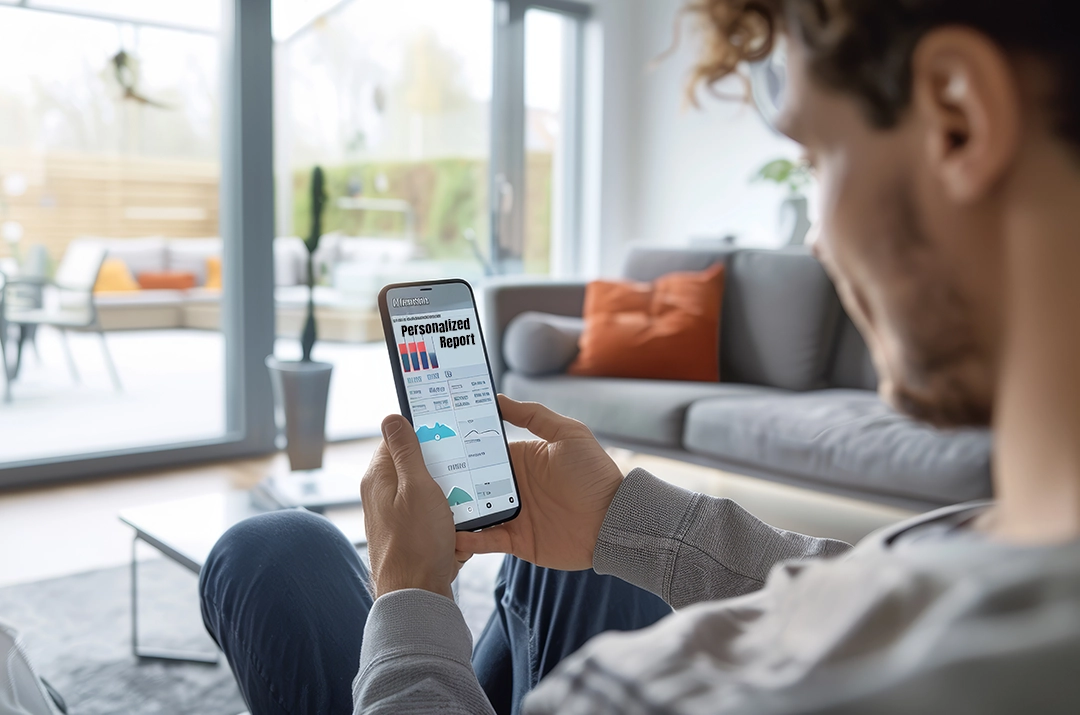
xmin=358 ymin=589 xmax=474 ymax=676
xmin=592 ymin=467 xmax=700 ymax=601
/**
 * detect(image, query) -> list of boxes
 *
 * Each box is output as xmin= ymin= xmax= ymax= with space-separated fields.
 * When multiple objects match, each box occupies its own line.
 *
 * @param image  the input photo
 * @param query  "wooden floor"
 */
xmin=0 ymin=441 xmax=378 ymax=588
xmin=0 ymin=440 xmax=915 ymax=589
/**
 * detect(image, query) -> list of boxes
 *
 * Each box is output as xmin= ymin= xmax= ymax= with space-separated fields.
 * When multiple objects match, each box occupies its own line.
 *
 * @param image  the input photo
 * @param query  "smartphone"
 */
xmin=378 ymin=279 xmax=521 ymax=531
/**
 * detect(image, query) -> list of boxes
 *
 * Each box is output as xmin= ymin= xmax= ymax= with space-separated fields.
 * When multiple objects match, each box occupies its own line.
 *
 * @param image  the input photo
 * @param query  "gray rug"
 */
xmin=0 ymin=552 xmax=503 ymax=715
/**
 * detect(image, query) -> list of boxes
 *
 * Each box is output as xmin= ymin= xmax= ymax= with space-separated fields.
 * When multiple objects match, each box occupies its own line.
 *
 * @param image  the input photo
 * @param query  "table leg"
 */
xmin=130 ymin=534 xmax=219 ymax=665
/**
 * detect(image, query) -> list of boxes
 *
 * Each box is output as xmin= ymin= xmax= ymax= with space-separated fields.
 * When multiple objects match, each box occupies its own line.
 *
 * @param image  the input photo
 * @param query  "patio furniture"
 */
xmin=4 ymin=241 xmax=122 ymax=391
xmin=5 ymin=244 xmax=51 ymax=365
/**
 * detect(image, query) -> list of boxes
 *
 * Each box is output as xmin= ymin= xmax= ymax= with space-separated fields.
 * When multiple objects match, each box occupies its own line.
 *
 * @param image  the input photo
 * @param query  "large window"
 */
xmin=0 ymin=0 xmax=586 ymax=478
xmin=0 ymin=2 xmax=230 ymax=463
xmin=272 ymin=0 xmax=588 ymax=439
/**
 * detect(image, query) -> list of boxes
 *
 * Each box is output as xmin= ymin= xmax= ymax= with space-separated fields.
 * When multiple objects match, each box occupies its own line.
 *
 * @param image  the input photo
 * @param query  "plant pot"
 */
xmin=266 ymin=356 xmax=333 ymax=471
xmin=779 ymin=194 xmax=811 ymax=246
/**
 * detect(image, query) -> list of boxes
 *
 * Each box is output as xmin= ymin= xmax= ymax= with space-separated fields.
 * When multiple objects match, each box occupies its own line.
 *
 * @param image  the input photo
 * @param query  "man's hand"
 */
xmin=455 ymin=395 xmax=624 ymax=571
xmin=361 ymin=414 xmax=461 ymax=600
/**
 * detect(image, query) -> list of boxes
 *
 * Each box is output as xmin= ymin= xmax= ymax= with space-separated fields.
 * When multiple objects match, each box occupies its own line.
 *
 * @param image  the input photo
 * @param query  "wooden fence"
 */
xmin=0 ymin=148 xmax=220 ymax=262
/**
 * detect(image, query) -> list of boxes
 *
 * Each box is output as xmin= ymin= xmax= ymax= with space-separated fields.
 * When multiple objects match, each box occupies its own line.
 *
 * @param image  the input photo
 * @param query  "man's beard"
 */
xmin=873 ymin=181 xmax=994 ymax=429
xmin=885 ymin=356 xmax=993 ymax=428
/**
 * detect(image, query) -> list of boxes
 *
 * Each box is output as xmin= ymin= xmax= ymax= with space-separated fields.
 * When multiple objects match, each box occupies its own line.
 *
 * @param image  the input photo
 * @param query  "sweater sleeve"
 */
xmin=592 ymin=468 xmax=852 ymax=609
xmin=352 ymin=588 xmax=496 ymax=714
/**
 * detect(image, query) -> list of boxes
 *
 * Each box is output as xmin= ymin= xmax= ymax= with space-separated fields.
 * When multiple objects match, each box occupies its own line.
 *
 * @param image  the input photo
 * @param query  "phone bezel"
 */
xmin=378 ymin=278 xmax=522 ymax=532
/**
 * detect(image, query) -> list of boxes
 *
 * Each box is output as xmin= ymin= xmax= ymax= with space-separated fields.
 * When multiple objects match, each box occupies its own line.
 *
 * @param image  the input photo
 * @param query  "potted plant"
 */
xmin=266 ymin=166 xmax=333 ymax=472
xmin=753 ymin=158 xmax=813 ymax=245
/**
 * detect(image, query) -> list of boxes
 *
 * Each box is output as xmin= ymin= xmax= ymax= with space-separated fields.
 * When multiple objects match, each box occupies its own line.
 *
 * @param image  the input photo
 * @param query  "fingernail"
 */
xmin=382 ymin=416 xmax=402 ymax=440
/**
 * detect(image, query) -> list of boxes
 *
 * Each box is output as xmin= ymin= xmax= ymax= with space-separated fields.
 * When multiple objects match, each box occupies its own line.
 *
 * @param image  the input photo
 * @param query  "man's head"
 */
xmin=686 ymin=1 xmax=1080 ymax=427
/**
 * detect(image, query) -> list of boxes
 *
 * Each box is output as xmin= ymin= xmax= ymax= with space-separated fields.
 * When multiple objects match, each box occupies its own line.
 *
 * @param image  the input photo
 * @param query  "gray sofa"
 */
xmin=483 ymin=246 xmax=992 ymax=512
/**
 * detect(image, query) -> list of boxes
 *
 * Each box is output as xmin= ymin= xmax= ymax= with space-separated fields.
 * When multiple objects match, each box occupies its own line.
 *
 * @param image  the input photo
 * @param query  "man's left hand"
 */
xmin=361 ymin=414 xmax=462 ymax=600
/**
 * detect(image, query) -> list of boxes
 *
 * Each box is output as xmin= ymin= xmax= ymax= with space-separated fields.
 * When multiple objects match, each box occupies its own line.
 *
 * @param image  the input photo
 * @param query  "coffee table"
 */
xmin=119 ymin=492 xmax=366 ymax=665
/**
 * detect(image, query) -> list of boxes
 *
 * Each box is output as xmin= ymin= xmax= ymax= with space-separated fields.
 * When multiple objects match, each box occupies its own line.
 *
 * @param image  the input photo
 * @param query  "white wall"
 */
xmin=580 ymin=0 xmax=802 ymax=276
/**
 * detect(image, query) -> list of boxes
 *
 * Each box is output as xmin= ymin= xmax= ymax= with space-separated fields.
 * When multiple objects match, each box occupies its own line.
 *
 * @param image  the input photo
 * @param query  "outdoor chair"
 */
xmin=5 ymin=244 xmax=51 ymax=364
xmin=4 ymin=241 xmax=122 ymax=391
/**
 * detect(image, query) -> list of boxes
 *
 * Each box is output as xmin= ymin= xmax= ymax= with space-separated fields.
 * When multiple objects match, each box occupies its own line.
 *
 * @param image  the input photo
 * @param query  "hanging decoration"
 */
xmin=110 ymin=50 xmax=171 ymax=109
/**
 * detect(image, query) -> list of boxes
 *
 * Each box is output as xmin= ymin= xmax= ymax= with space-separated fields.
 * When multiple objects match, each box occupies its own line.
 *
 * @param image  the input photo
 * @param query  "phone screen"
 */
xmin=380 ymin=280 xmax=521 ymax=531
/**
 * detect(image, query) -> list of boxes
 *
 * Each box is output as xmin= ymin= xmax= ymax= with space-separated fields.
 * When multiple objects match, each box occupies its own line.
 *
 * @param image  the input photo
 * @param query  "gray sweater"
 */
xmin=353 ymin=468 xmax=1080 ymax=713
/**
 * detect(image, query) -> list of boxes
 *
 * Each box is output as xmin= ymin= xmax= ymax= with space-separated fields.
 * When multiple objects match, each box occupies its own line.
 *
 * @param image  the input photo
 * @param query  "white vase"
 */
xmin=779 ymin=195 xmax=811 ymax=246
xmin=266 ymin=356 xmax=333 ymax=471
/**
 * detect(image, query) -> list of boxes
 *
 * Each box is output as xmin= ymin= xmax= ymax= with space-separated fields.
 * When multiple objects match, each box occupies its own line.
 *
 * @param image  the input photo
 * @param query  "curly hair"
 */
xmin=683 ymin=0 xmax=1080 ymax=146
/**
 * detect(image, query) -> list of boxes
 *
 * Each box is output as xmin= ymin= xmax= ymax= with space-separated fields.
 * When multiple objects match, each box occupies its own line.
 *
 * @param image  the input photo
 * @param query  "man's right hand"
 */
xmin=454 ymin=395 xmax=624 ymax=571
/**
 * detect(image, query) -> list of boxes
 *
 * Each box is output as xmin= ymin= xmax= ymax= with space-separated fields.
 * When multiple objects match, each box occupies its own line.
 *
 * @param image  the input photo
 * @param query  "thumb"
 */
xmin=381 ymin=414 xmax=429 ymax=486
xmin=456 ymin=524 xmax=513 ymax=557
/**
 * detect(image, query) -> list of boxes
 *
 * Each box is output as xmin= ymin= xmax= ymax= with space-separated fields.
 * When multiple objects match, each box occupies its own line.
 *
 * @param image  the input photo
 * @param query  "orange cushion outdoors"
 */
xmin=204 ymin=256 xmax=222 ymax=290
xmin=94 ymin=258 xmax=140 ymax=293
xmin=137 ymin=271 xmax=197 ymax=290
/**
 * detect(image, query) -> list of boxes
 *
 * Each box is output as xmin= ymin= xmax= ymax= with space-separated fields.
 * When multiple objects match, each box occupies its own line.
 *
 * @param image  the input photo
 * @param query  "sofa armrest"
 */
xmin=481 ymin=279 xmax=587 ymax=388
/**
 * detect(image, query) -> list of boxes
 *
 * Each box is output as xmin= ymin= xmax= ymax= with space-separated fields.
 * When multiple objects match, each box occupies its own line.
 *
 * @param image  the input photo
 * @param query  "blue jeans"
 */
xmin=199 ymin=510 xmax=671 ymax=715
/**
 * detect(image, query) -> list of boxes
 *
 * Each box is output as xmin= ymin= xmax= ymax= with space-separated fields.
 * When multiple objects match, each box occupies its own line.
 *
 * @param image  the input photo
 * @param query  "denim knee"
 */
xmin=199 ymin=510 xmax=349 ymax=630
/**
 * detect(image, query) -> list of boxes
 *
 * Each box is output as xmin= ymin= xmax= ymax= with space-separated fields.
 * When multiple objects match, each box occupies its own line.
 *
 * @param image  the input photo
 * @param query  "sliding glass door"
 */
xmin=272 ymin=0 xmax=497 ymax=439
xmin=0 ymin=0 xmax=589 ymax=482
xmin=271 ymin=0 xmax=588 ymax=440
xmin=0 ymin=0 xmax=277 ymax=488
xmin=0 ymin=1 xmax=230 ymax=464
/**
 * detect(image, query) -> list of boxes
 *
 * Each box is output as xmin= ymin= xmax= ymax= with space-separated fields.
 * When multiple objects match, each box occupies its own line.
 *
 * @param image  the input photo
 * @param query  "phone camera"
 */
xmin=509 ymin=497 xmax=514 ymax=503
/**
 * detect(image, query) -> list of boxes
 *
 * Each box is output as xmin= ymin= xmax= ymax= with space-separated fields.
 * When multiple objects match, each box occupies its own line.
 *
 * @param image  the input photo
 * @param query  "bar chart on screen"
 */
xmin=398 ymin=339 xmax=440 ymax=372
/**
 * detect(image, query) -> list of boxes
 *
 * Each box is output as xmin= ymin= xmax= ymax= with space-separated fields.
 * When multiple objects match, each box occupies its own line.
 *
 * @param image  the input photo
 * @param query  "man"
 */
xmin=200 ymin=0 xmax=1080 ymax=712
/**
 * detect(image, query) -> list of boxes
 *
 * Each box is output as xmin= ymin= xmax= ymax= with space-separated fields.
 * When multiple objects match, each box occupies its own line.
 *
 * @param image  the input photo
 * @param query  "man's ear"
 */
xmin=911 ymin=28 xmax=1021 ymax=203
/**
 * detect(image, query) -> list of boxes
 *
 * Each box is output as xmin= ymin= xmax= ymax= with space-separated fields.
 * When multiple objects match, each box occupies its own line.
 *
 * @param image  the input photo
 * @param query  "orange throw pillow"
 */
xmin=567 ymin=263 xmax=724 ymax=382
xmin=204 ymin=256 xmax=222 ymax=290
xmin=137 ymin=271 xmax=197 ymax=290
xmin=94 ymin=258 xmax=140 ymax=293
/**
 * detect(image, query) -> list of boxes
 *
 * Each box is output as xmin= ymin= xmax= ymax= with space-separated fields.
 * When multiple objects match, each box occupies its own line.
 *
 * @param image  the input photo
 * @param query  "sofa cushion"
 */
xmin=102 ymin=237 xmax=167 ymax=276
xmin=312 ymin=232 xmax=340 ymax=284
xmin=568 ymin=264 xmax=724 ymax=382
xmin=94 ymin=258 xmax=139 ymax=293
xmin=503 ymin=312 xmax=583 ymax=376
xmin=683 ymin=389 xmax=992 ymax=505
xmin=503 ymin=373 xmax=780 ymax=448
xmin=136 ymin=271 xmax=197 ymax=290
xmin=274 ymin=237 xmax=308 ymax=287
xmin=204 ymin=255 xmax=222 ymax=290
xmin=184 ymin=287 xmax=222 ymax=305
xmin=720 ymin=248 xmax=842 ymax=391
xmin=92 ymin=289 xmax=186 ymax=307
xmin=828 ymin=314 xmax=878 ymax=391
xmin=622 ymin=247 xmax=735 ymax=282
xmin=166 ymin=238 xmax=221 ymax=285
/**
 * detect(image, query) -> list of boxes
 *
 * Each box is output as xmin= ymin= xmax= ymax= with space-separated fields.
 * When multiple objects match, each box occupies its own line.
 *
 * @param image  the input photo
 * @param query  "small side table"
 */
xmin=119 ymin=492 xmax=365 ymax=665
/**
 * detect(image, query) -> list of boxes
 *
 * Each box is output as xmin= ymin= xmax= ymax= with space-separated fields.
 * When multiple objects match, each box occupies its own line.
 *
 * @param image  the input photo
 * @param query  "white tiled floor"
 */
xmin=0 ymin=327 xmax=399 ymax=464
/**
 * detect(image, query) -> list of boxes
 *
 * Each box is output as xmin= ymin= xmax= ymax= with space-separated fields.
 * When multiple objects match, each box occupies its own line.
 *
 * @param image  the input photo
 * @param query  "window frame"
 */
xmin=490 ymin=0 xmax=590 ymax=277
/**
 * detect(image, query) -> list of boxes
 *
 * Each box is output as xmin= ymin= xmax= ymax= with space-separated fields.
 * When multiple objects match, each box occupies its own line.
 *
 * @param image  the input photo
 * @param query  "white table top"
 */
xmin=119 ymin=491 xmax=366 ymax=573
